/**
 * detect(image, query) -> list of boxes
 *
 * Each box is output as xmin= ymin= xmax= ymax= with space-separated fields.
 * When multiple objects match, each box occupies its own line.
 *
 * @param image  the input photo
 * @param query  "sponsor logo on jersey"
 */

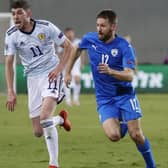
xmin=92 ymin=44 xmax=97 ymax=50
xmin=127 ymin=60 xmax=134 ymax=65
xmin=111 ymin=49 xmax=118 ymax=57
xmin=38 ymin=33 xmax=45 ymax=41
xmin=58 ymin=32 xmax=63 ymax=39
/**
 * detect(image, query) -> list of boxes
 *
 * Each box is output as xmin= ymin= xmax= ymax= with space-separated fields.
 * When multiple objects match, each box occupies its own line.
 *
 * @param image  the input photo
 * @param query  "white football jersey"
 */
xmin=4 ymin=19 xmax=66 ymax=76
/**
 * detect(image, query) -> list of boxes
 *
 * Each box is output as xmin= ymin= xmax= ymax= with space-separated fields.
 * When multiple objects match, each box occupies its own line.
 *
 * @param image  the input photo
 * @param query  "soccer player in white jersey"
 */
xmin=4 ymin=1 xmax=73 ymax=168
xmin=57 ymin=27 xmax=81 ymax=106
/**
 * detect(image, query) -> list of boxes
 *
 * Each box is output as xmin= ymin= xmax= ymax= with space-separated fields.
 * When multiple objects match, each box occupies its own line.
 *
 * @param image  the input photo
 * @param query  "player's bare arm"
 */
xmin=48 ymin=38 xmax=73 ymax=81
xmin=64 ymin=45 xmax=82 ymax=87
xmin=98 ymin=63 xmax=134 ymax=82
xmin=5 ymin=55 xmax=17 ymax=112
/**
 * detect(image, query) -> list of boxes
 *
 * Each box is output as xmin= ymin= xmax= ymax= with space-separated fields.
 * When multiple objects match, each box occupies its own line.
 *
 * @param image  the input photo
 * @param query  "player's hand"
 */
xmin=64 ymin=73 xmax=72 ymax=88
xmin=98 ymin=63 xmax=111 ymax=75
xmin=6 ymin=91 xmax=17 ymax=112
xmin=48 ymin=67 xmax=61 ymax=82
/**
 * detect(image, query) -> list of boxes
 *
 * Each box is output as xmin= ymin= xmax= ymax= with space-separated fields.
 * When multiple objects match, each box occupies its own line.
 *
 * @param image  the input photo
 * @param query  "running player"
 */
xmin=4 ymin=1 xmax=73 ymax=168
xmin=65 ymin=9 xmax=156 ymax=168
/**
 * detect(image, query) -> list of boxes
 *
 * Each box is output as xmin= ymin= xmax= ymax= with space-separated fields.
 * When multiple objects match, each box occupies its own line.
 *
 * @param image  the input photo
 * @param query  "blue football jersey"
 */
xmin=79 ymin=32 xmax=136 ymax=105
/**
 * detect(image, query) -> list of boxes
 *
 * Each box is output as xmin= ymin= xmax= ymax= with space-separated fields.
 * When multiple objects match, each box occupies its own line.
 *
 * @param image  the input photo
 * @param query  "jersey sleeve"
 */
xmin=4 ymin=32 xmax=17 ymax=56
xmin=48 ymin=22 xmax=66 ymax=46
xmin=122 ymin=42 xmax=136 ymax=69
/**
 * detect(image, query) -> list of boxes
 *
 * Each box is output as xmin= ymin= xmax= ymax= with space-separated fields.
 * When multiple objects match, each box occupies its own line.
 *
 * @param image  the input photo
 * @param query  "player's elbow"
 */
xmin=126 ymin=75 xmax=133 ymax=82
xmin=123 ymin=68 xmax=134 ymax=82
xmin=119 ymin=75 xmax=133 ymax=82
xmin=62 ymin=39 xmax=74 ymax=53
xmin=34 ymin=131 xmax=43 ymax=138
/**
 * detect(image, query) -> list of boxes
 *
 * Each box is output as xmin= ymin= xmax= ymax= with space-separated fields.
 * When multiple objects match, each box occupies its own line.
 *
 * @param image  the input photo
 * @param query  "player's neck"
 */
xmin=105 ymin=35 xmax=115 ymax=43
xmin=103 ymin=32 xmax=116 ymax=44
xmin=21 ymin=19 xmax=34 ymax=33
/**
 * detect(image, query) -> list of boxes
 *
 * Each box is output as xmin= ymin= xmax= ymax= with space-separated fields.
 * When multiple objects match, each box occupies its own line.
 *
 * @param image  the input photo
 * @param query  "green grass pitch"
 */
xmin=0 ymin=94 xmax=168 ymax=168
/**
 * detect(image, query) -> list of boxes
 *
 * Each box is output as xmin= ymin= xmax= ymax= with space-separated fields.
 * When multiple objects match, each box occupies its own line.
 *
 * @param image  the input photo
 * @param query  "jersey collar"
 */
xmin=19 ymin=18 xmax=36 ymax=35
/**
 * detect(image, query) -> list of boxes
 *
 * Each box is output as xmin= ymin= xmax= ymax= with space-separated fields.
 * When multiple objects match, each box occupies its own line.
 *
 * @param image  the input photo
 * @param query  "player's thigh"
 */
xmin=98 ymin=103 xmax=119 ymax=123
xmin=41 ymin=73 xmax=64 ymax=104
xmin=27 ymin=76 xmax=42 ymax=118
xmin=40 ymin=74 xmax=64 ymax=119
xmin=102 ymin=118 xmax=120 ymax=139
xmin=98 ymin=104 xmax=120 ymax=137
xmin=120 ymin=95 xmax=142 ymax=122
xmin=40 ymin=97 xmax=57 ymax=120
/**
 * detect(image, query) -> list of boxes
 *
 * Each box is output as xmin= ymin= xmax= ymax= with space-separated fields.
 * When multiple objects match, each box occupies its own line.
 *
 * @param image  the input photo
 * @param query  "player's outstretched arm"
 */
xmin=48 ymin=39 xmax=73 ymax=82
xmin=5 ymin=55 xmax=16 ymax=112
xmin=64 ymin=45 xmax=82 ymax=88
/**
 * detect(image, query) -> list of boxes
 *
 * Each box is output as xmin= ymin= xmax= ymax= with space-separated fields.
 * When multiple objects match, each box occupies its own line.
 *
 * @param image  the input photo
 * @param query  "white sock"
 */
xmin=64 ymin=85 xmax=71 ymax=104
xmin=73 ymin=83 xmax=81 ymax=102
xmin=41 ymin=119 xmax=59 ymax=167
xmin=53 ymin=115 xmax=64 ymax=126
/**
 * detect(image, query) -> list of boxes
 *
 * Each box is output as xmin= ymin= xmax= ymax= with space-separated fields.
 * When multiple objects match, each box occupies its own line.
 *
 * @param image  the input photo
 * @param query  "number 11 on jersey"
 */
xmin=30 ymin=46 xmax=43 ymax=57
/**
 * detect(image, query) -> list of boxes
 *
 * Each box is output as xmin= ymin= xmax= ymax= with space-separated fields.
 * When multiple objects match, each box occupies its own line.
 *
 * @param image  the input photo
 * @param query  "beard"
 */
xmin=98 ymin=29 xmax=113 ymax=42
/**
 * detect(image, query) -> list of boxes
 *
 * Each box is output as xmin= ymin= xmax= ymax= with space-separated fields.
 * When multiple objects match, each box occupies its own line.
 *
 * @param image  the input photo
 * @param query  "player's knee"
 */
xmin=129 ymin=130 xmax=144 ymax=144
xmin=106 ymin=132 xmax=121 ymax=142
xmin=34 ymin=131 xmax=43 ymax=137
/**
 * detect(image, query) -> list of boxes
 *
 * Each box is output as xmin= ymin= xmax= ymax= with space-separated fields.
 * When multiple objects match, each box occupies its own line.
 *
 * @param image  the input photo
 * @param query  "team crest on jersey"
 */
xmin=38 ymin=33 xmax=45 ymax=41
xmin=111 ymin=49 xmax=118 ymax=57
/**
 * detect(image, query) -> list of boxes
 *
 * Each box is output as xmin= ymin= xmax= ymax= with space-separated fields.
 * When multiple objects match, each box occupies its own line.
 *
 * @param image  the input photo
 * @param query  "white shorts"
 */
xmin=27 ymin=73 xmax=64 ymax=118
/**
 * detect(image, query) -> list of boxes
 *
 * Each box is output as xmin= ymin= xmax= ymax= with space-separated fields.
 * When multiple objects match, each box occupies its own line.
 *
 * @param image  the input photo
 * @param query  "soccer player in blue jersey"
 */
xmin=4 ymin=1 xmax=73 ymax=168
xmin=65 ymin=9 xmax=156 ymax=168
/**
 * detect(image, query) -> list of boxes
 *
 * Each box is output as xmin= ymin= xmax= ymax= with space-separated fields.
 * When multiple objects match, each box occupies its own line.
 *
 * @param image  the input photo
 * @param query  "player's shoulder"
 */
xmin=35 ymin=19 xmax=50 ymax=26
xmin=116 ymin=35 xmax=135 ymax=54
xmin=6 ymin=25 xmax=18 ymax=36
xmin=116 ymin=35 xmax=127 ymax=43
xmin=115 ymin=35 xmax=130 ymax=47
xmin=85 ymin=32 xmax=97 ymax=38
xmin=82 ymin=32 xmax=98 ymax=41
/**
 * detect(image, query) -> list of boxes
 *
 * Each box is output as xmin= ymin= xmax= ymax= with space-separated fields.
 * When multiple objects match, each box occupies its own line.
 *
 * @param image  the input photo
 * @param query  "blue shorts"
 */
xmin=97 ymin=95 xmax=142 ymax=123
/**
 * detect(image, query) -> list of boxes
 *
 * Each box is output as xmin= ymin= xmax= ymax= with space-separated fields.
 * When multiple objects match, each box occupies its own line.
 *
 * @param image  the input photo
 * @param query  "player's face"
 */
xmin=96 ymin=18 xmax=115 ymax=42
xmin=65 ymin=30 xmax=75 ymax=42
xmin=11 ymin=8 xmax=31 ymax=30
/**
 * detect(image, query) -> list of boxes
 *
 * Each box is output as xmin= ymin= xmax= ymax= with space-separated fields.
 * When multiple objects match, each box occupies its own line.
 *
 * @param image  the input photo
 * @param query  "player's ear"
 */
xmin=111 ymin=23 xmax=117 ymax=31
xmin=111 ymin=18 xmax=118 ymax=31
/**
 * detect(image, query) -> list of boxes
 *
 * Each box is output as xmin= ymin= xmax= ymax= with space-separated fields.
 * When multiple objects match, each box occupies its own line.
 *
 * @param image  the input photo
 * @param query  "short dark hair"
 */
xmin=10 ymin=0 xmax=31 ymax=10
xmin=96 ymin=9 xmax=117 ymax=24
xmin=64 ymin=27 xmax=74 ymax=33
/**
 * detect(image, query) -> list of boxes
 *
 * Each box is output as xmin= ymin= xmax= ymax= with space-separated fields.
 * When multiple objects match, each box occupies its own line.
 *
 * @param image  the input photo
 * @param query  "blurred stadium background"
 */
xmin=0 ymin=0 xmax=168 ymax=94
xmin=0 ymin=1 xmax=168 ymax=168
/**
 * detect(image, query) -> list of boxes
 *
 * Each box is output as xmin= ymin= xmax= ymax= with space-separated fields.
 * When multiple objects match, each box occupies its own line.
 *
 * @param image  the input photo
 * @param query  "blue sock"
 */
xmin=120 ymin=122 xmax=128 ymax=138
xmin=137 ymin=138 xmax=156 ymax=168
